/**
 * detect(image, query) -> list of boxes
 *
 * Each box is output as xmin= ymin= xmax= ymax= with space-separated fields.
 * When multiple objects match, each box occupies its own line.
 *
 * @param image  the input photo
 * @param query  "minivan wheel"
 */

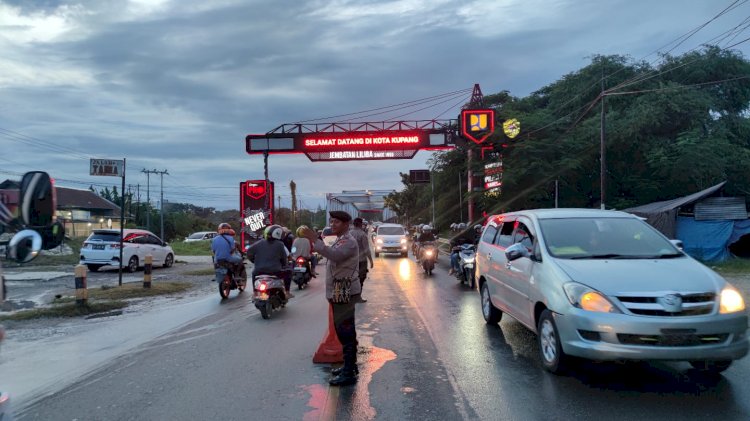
xmin=538 ymin=309 xmax=569 ymax=374
xmin=127 ymin=256 xmax=138 ymax=273
xmin=481 ymin=283 xmax=502 ymax=324
xmin=689 ymin=360 xmax=732 ymax=373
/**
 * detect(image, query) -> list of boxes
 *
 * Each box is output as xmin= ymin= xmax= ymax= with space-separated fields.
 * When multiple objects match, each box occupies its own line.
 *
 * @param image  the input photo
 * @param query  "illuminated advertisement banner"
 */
xmin=240 ymin=180 xmax=275 ymax=247
xmin=483 ymin=160 xmax=503 ymax=191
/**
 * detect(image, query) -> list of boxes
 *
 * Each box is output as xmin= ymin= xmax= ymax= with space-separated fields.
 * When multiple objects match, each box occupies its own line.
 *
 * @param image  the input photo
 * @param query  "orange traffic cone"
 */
xmin=313 ymin=303 xmax=343 ymax=363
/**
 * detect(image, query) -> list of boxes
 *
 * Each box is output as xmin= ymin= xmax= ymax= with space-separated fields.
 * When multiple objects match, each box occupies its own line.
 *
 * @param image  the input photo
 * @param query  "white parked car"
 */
xmin=184 ymin=231 xmax=218 ymax=242
xmin=80 ymin=229 xmax=174 ymax=272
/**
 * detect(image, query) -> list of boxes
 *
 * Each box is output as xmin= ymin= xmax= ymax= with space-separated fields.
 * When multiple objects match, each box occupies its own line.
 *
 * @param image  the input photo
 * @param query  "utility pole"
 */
xmin=555 ymin=178 xmax=559 ymax=208
xmin=136 ymin=184 xmax=140 ymax=227
xmin=430 ymin=171 xmax=435 ymax=228
xmin=159 ymin=170 xmax=169 ymax=240
xmin=142 ymin=169 xmax=168 ymax=237
xmin=142 ymin=169 xmax=151 ymax=231
xmin=600 ymin=63 xmax=607 ymax=210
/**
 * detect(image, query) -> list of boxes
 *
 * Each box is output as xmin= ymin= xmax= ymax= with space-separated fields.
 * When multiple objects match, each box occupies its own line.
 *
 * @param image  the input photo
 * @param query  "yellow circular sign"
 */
xmin=503 ymin=119 xmax=521 ymax=139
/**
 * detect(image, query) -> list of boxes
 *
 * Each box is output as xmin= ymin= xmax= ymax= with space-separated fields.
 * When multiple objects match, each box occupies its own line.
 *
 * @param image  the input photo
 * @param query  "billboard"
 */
xmin=240 ymin=180 xmax=275 ymax=248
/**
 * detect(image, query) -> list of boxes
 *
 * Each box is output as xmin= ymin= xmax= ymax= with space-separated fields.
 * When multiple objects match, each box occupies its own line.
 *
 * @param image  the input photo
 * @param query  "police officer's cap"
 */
xmin=329 ymin=211 xmax=352 ymax=223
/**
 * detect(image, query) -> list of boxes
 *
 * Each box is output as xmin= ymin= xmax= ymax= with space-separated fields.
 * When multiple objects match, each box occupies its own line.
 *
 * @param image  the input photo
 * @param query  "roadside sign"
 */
xmin=409 ymin=169 xmax=431 ymax=184
xmin=90 ymin=159 xmax=125 ymax=177
xmin=460 ymin=109 xmax=495 ymax=144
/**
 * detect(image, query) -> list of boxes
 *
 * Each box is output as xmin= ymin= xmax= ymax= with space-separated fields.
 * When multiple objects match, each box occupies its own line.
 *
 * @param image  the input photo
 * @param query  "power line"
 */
xmin=293 ymin=88 xmax=473 ymax=123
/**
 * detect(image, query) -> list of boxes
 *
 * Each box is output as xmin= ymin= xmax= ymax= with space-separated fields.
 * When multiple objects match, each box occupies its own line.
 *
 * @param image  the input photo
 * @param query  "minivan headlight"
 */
xmin=563 ymin=282 xmax=620 ymax=313
xmin=720 ymin=287 xmax=746 ymax=314
xmin=376 ymin=238 xmax=383 ymax=244
xmin=400 ymin=238 xmax=407 ymax=244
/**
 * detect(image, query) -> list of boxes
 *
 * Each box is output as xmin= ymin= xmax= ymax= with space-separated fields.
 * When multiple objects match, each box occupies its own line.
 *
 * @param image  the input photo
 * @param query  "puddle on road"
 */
xmin=302 ymin=328 xmax=397 ymax=421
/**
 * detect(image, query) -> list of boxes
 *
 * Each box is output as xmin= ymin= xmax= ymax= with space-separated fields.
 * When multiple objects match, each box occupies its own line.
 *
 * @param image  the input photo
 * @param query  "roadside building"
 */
xmin=625 ymin=181 xmax=750 ymax=262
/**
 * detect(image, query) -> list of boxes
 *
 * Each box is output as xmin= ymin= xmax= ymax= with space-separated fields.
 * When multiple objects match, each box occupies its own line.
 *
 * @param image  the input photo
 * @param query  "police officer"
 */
xmin=350 ymin=217 xmax=373 ymax=302
xmin=301 ymin=211 xmax=360 ymax=386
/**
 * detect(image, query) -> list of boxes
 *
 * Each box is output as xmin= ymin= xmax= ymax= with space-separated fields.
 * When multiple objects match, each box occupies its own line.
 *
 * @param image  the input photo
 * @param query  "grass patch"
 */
xmin=709 ymin=258 xmax=750 ymax=274
xmin=169 ymin=241 xmax=213 ymax=256
xmin=0 ymin=300 xmax=128 ymax=321
xmin=182 ymin=267 xmax=216 ymax=276
xmin=88 ymin=282 xmax=193 ymax=300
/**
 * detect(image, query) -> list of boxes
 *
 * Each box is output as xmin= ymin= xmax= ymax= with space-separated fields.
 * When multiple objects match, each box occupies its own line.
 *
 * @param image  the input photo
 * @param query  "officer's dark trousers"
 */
xmin=332 ymin=297 xmax=359 ymax=371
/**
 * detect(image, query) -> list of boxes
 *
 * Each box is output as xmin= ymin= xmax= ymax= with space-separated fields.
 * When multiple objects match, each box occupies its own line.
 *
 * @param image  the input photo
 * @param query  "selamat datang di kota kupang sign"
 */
xmin=246 ymin=130 xmax=451 ymax=162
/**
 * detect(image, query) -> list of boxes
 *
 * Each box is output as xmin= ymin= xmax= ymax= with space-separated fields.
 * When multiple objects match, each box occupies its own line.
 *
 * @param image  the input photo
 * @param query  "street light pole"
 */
xmin=458 ymin=172 xmax=463 ymax=223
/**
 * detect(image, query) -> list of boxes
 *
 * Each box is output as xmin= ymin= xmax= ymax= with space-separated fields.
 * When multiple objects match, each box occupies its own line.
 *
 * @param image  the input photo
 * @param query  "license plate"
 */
xmin=294 ymin=267 xmax=307 ymax=273
xmin=256 ymin=293 xmax=269 ymax=300
xmin=93 ymin=245 xmax=106 ymax=250
xmin=465 ymin=264 xmax=474 ymax=269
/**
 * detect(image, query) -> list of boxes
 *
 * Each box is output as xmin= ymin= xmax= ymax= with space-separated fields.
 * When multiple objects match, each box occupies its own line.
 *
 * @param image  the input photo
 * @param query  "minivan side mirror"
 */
xmin=670 ymin=239 xmax=684 ymax=250
xmin=506 ymin=243 xmax=530 ymax=261
xmin=8 ymin=229 xmax=43 ymax=263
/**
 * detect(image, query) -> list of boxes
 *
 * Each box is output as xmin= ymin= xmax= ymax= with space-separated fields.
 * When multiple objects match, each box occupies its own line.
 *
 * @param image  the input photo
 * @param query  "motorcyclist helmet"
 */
xmin=264 ymin=224 xmax=283 ymax=240
xmin=474 ymin=224 xmax=482 ymax=232
xmin=422 ymin=225 xmax=432 ymax=232
xmin=218 ymin=222 xmax=234 ymax=235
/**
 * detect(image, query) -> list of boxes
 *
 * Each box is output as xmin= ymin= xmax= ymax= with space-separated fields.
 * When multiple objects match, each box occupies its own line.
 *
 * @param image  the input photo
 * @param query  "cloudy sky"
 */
xmin=1 ymin=0 xmax=749 ymax=211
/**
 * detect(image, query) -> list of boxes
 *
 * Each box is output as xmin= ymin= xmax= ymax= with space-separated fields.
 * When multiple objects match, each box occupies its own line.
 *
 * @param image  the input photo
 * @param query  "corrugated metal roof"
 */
xmin=624 ymin=181 xmax=727 ymax=215
xmin=695 ymin=197 xmax=748 ymax=221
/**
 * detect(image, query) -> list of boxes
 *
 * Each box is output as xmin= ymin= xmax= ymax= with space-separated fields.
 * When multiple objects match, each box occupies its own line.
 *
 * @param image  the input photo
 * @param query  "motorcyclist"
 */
xmin=281 ymin=227 xmax=295 ymax=252
xmin=291 ymin=225 xmax=316 ymax=277
xmin=415 ymin=225 xmax=436 ymax=261
xmin=210 ymin=222 xmax=247 ymax=281
xmin=449 ymin=226 xmax=479 ymax=275
xmin=247 ymin=224 xmax=294 ymax=298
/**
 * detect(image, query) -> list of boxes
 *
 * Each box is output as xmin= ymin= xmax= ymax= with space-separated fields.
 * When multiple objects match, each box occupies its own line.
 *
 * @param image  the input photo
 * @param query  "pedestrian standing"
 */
xmin=350 ymin=217 xmax=373 ymax=302
xmin=301 ymin=211 xmax=360 ymax=386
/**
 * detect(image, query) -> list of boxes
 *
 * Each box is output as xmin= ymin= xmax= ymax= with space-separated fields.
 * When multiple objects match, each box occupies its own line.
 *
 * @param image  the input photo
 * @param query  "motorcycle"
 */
xmin=455 ymin=244 xmax=477 ymax=288
xmin=292 ymin=256 xmax=312 ymax=290
xmin=419 ymin=242 xmax=437 ymax=275
xmin=215 ymin=255 xmax=247 ymax=299
xmin=253 ymin=274 xmax=289 ymax=319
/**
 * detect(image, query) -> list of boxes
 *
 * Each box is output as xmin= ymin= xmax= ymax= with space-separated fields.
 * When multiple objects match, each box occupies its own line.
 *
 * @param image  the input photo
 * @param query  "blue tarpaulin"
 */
xmin=676 ymin=216 xmax=750 ymax=262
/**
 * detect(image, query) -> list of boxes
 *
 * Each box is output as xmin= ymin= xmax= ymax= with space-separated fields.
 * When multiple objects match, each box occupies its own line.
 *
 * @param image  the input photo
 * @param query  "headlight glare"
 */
xmin=720 ymin=287 xmax=746 ymax=314
xmin=376 ymin=238 xmax=383 ymax=244
xmin=400 ymin=238 xmax=407 ymax=244
xmin=563 ymin=282 xmax=619 ymax=313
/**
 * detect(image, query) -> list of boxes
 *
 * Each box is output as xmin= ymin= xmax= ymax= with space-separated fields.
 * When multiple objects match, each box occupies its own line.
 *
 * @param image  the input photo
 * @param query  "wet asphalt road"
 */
xmin=13 ymin=253 xmax=750 ymax=420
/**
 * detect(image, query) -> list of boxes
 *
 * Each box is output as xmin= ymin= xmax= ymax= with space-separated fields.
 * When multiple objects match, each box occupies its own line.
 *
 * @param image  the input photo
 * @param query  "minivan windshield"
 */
xmin=188 ymin=233 xmax=206 ymax=239
xmin=377 ymin=226 xmax=405 ymax=235
xmin=539 ymin=217 xmax=682 ymax=259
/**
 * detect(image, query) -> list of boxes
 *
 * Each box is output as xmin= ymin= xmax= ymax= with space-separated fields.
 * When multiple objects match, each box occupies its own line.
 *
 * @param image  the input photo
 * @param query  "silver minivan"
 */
xmin=476 ymin=208 xmax=748 ymax=374
xmin=373 ymin=223 xmax=409 ymax=257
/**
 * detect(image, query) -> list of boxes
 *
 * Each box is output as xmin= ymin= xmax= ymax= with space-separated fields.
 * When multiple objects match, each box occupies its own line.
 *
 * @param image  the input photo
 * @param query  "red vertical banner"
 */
xmin=240 ymin=180 xmax=274 ymax=250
